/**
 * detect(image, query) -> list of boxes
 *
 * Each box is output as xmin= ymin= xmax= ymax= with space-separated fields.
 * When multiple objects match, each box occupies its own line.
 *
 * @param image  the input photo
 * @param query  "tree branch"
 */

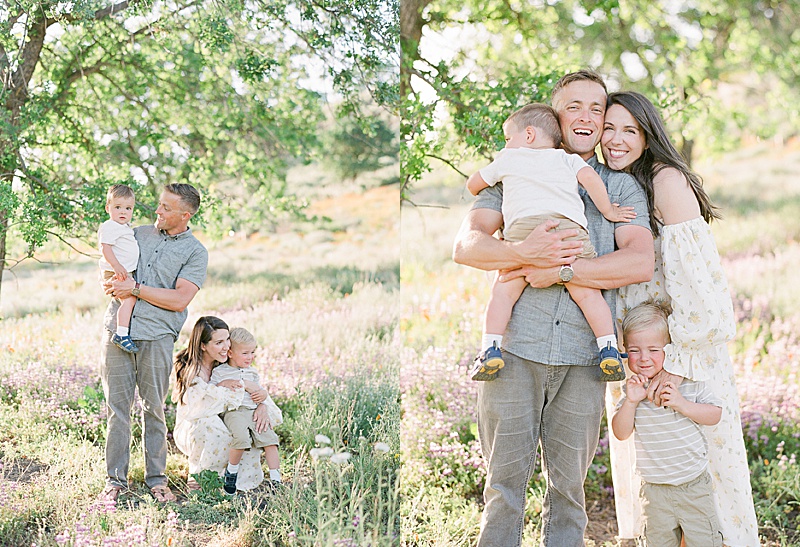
xmin=427 ymin=154 xmax=467 ymax=178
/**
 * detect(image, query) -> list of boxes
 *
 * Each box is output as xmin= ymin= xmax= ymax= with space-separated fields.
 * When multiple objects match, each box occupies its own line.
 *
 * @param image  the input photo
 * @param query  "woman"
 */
xmin=600 ymin=91 xmax=759 ymax=546
xmin=172 ymin=316 xmax=269 ymax=491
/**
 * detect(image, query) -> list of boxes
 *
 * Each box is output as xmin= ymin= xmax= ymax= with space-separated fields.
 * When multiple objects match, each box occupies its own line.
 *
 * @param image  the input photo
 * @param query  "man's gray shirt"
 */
xmin=104 ymin=223 xmax=208 ymax=341
xmin=472 ymin=155 xmax=651 ymax=365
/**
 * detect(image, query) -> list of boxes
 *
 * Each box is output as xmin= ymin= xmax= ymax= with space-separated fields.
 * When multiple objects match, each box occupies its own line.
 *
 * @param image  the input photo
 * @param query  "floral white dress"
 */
xmin=174 ymin=377 xmax=264 ymax=490
xmin=608 ymin=217 xmax=759 ymax=546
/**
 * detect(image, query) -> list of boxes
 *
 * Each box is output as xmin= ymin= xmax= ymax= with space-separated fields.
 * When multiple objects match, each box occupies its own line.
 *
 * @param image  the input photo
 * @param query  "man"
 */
xmin=100 ymin=183 xmax=208 ymax=503
xmin=452 ymin=70 xmax=654 ymax=546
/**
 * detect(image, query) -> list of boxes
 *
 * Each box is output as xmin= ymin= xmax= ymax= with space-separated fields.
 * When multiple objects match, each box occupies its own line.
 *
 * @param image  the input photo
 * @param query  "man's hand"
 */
xmin=647 ymin=370 xmax=684 ymax=406
xmin=108 ymin=277 xmax=136 ymax=299
xmin=512 ymin=220 xmax=583 ymax=268
xmin=497 ymin=265 xmax=559 ymax=288
xmin=253 ymin=404 xmax=271 ymax=433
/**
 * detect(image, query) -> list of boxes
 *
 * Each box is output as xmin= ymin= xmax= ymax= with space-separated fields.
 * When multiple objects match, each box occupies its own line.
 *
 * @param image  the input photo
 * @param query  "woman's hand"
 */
xmin=253 ymin=403 xmax=271 ymax=433
xmin=216 ymin=379 xmax=242 ymax=391
xmin=646 ymin=370 xmax=684 ymax=406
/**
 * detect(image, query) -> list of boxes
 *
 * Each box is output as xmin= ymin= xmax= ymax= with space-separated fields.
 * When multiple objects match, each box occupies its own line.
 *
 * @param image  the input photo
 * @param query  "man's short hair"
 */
xmin=621 ymin=300 xmax=672 ymax=344
xmin=229 ymin=327 xmax=257 ymax=348
xmin=505 ymin=103 xmax=562 ymax=147
xmin=550 ymin=69 xmax=608 ymax=105
xmin=165 ymin=183 xmax=201 ymax=215
xmin=107 ymin=184 xmax=135 ymax=204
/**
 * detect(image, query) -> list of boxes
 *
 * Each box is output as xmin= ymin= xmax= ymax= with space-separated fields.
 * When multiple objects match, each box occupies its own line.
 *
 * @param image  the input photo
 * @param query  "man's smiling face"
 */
xmin=552 ymin=80 xmax=607 ymax=159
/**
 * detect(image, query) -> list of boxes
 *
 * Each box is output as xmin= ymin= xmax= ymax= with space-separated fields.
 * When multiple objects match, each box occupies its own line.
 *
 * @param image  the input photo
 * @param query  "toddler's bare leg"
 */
xmin=564 ymin=284 xmax=613 ymax=338
xmin=264 ymin=445 xmax=280 ymax=469
xmin=116 ymin=296 xmax=137 ymax=329
xmin=228 ymin=448 xmax=245 ymax=465
xmin=484 ymin=274 xmax=529 ymax=336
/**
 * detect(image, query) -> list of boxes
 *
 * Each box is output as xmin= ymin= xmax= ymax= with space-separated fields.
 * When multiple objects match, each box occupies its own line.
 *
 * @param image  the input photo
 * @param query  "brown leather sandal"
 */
xmin=100 ymin=484 xmax=124 ymax=501
xmin=151 ymin=484 xmax=177 ymax=502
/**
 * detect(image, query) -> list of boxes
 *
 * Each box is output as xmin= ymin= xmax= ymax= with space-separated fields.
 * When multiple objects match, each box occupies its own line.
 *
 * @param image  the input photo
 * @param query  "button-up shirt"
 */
xmin=104 ymin=223 xmax=208 ymax=341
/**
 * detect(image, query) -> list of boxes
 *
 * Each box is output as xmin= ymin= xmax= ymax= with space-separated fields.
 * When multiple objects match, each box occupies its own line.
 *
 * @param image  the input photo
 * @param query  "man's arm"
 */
xmin=109 ymin=277 xmax=200 ymax=312
xmin=570 ymin=224 xmax=653 ymax=289
xmin=501 ymin=223 xmax=653 ymax=289
xmin=453 ymin=208 xmax=583 ymax=272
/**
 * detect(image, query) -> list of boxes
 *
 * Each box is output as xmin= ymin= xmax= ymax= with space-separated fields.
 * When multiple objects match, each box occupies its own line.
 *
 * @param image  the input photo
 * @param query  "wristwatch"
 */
xmin=558 ymin=265 xmax=574 ymax=284
xmin=131 ymin=282 xmax=141 ymax=297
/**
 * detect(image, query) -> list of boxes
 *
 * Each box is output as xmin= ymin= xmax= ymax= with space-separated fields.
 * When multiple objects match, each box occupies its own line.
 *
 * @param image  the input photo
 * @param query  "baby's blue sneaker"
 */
xmin=599 ymin=343 xmax=626 ymax=382
xmin=111 ymin=334 xmax=139 ymax=354
xmin=470 ymin=342 xmax=504 ymax=381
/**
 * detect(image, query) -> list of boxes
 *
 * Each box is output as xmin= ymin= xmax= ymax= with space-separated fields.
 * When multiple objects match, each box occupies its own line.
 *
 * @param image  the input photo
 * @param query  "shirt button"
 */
xmin=555 ymin=320 xmax=560 ymax=326
xmin=564 ymin=287 xmax=568 ymax=293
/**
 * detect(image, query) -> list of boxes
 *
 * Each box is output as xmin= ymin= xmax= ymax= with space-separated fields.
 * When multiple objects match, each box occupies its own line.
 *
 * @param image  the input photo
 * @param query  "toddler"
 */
xmin=210 ymin=327 xmax=282 ymax=494
xmin=611 ymin=301 xmax=723 ymax=546
xmin=467 ymin=103 xmax=635 ymax=382
xmin=98 ymin=184 xmax=139 ymax=353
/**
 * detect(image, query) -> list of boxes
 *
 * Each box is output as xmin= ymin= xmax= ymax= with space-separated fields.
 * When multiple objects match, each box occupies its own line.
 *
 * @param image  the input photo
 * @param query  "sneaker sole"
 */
xmin=471 ymin=357 xmax=505 ymax=382
xmin=112 ymin=340 xmax=139 ymax=353
xmin=599 ymin=358 xmax=626 ymax=382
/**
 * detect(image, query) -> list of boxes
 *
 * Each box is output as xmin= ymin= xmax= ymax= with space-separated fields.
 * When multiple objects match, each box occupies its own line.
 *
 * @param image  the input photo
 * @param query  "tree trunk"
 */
xmin=400 ymin=0 xmax=431 ymax=98
xmin=0 ymin=208 xmax=6 ymax=304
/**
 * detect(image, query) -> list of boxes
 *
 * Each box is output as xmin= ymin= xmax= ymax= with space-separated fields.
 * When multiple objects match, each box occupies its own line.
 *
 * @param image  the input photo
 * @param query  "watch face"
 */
xmin=559 ymin=266 xmax=573 ymax=282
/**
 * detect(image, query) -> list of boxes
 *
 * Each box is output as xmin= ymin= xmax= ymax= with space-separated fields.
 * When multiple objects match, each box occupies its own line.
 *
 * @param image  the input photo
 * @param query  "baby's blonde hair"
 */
xmin=505 ymin=103 xmax=562 ymax=148
xmin=621 ymin=300 xmax=672 ymax=344
xmin=229 ymin=327 xmax=257 ymax=348
xmin=107 ymin=184 xmax=135 ymax=204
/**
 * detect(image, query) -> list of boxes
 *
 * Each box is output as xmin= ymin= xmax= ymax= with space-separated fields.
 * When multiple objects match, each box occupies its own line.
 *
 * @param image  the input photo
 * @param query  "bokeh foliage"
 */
xmin=0 ymin=0 xmax=399 ymax=299
xmin=400 ymin=0 xmax=800 ymax=197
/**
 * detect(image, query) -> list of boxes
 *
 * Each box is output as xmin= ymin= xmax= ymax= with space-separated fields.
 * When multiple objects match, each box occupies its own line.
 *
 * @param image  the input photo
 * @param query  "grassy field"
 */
xmin=0 ymin=183 xmax=400 ymax=546
xmin=400 ymin=142 xmax=800 ymax=546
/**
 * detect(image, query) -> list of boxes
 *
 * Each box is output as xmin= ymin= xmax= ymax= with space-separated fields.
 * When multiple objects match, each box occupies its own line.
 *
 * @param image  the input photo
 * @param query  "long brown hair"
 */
xmin=173 ymin=316 xmax=229 ymax=404
xmin=605 ymin=91 xmax=720 ymax=236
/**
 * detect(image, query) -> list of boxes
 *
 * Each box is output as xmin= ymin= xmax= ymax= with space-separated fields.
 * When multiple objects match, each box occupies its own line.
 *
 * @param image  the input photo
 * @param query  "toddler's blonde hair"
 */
xmin=621 ymin=300 xmax=672 ymax=344
xmin=229 ymin=327 xmax=257 ymax=348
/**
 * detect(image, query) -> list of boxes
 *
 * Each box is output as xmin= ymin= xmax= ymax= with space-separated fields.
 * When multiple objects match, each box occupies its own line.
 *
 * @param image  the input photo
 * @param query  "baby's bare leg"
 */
xmin=484 ymin=275 xmax=529 ymax=336
xmin=565 ymin=284 xmax=614 ymax=338
xmin=116 ymin=296 xmax=137 ymax=329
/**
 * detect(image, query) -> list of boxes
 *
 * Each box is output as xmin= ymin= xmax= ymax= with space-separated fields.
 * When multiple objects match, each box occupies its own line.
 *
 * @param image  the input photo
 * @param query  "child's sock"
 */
xmin=596 ymin=335 xmax=618 ymax=351
xmin=481 ymin=334 xmax=503 ymax=352
xmin=269 ymin=468 xmax=281 ymax=482
xmin=226 ymin=463 xmax=240 ymax=474
xmin=116 ymin=326 xmax=130 ymax=337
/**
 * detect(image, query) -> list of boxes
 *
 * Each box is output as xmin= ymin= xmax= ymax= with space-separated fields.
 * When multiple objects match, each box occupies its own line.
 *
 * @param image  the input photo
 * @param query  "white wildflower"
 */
xmin=330 ymin=452 xmax=352 ymax=464
xmin=373 ymin=442 xmax=390 ymax=453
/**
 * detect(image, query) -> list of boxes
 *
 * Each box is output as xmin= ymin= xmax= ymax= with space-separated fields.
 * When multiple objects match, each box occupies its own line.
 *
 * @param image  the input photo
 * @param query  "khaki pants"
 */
xmin=640 ymin=471 xmax=723 ymax=547
xmin=223 ymin=407 xmax=280 ymax=449
xmin=504 ymin=214 xmax=596 ymax=258
xmin=100 ymin=331 xmax=173 ymax=489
